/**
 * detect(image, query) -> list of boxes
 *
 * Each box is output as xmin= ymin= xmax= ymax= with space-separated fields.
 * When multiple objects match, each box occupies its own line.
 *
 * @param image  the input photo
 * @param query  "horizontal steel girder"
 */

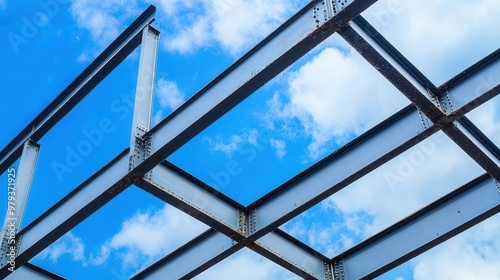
xmin=331 ymin=174 xmax=500 ymax=279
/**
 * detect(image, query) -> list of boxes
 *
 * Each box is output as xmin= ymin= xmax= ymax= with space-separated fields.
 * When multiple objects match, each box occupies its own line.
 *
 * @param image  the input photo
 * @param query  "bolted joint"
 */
xmin=237 ymin=210 xmax=247 ymax=236
xmin=313 ymin=0 xmax=353 ymax=29
xmin=236 ymin=209 xmax=257 ymax=237
xmin=129 ymin=125 xmax=153 ymax=180
xmin=332 ymin=258 xmax=346 ymax=280
xmin=248 ymin=209 xmax=257 ymax=236
xmin=427 ymin=89 xmax=454 ymax=115
xmin=324 ymin=261 xmax=334 ymax=280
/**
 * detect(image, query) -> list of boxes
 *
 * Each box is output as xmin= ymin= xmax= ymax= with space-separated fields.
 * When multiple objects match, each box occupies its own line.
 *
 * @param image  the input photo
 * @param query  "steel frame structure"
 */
xmin=1 ymin=1 xmax=499 ymax=279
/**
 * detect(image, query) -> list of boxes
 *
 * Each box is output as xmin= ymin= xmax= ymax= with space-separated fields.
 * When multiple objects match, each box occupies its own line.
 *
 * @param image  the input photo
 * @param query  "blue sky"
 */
xmin=1 ymin=0 xmax=500 ymax=279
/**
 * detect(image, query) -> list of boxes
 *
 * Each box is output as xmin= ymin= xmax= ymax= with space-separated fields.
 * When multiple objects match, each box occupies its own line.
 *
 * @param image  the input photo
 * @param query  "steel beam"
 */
xmin=129 ymin=25 xmax=159 ymax=158
xmin=443 ymin=122 xmax=500 ymax=180
xmin=1 ymin=140 xmax=40 ymax=268
xmin=340 ymin=16 xmax=500 ymax=123
xmin=136 ymin=161 xmax=327 ymax=279
xmin=134 ymin=0 xmax=378 ymax=175
xmin=132 ymin=106 xmax=430 ymax=278
xmin=330 ymin=174 xmax=500 ymax=279
xmin=137 ymin=162 xmax=245 ymax=240
xmin=253 ymin=230 xmax=327 ymax=279
xmin=131 ymin=229 xmax=241 ymax=280
xmin=339 ymin=17 xmax=444 ymax=122
xmin=0 ymin=150 xmax=131 ymax=278
xmin=5 ymin=263 xmax=65 ymax=280
xmin=339 ymin=14 xmax=500 ymax=192
xmin=440 ymin=49 xmax=500 ymax=116
xmin=251 ymin=106 xmax=434 ymax=236
xmin=0 ymin=5 xmax=157 ymax=174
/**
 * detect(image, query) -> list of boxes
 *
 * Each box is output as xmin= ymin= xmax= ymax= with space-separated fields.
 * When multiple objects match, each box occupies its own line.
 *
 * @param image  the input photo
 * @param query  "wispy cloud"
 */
xmin=204 ymin=129 xmax=259 ymax=157
xmin=36 ymin=232 xmax=87 ymax=267
xmin=0 ymin=0 xmax=7 ymax=10
xmin=270 ymin=138 xmax=286 ymax=159
xmin=69 ymin=0 xmax=141 ymax=61
xmin=153 ymin=78 xmax=185 ymax=124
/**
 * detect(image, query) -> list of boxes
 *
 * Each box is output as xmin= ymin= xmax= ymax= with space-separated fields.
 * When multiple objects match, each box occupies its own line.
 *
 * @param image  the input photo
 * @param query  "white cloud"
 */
xmin=156 ymin=78 xmax=184 ymax=110
xmin=76 ymin=52 xmax=89 ymax=63
xmin=363 ymin=0 xmax=500 ymax=84
xmin=412 ymin=215 xmax=500 ymax=280
xmin=152 ymin=78 xmax=185 ymax=125
xmin=69 ymin=0 xmax=141 ymax=59
xmin=92 ymin=204 xmax=208 ymax=270
xmin=154 ymin=0 xmax=305 ymax=55
xmin=270 ymin=138 xmax=286 ymax=159
xmin=267 ymin=46 xmax=408 ymax=159
xmin=194 ymin=249 xmax=299 ymax=280
xmin=36 ymin=205 xmax=207 ymax=275
xmin=36 ymin=232 xmax=87 ymax=267
xmin=204 ymin=129 xmax=259 ymax=156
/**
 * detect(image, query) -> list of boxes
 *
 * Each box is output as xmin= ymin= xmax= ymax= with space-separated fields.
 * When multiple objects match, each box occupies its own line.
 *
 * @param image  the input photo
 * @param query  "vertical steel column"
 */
xmin=1 ymin=140 xmax=40 ymax=268
xmin=129 ymin=25 xmax=160 ymax=173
